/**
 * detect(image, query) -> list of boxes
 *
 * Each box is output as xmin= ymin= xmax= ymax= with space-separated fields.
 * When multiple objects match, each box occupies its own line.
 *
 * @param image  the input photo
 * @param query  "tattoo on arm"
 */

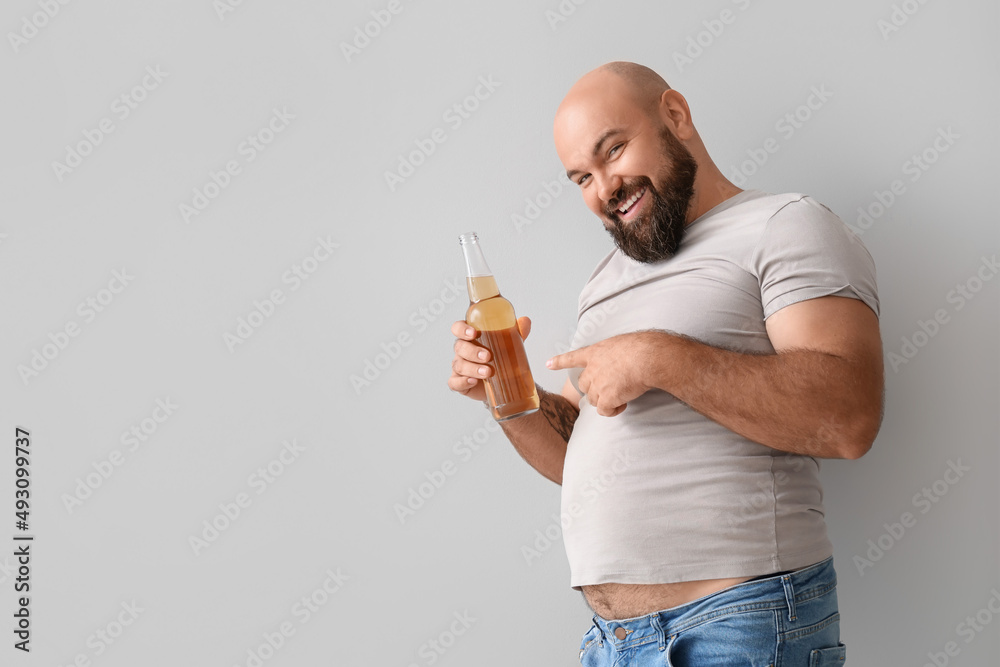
xmin=538 ymin=387 xmax=579 ymax=442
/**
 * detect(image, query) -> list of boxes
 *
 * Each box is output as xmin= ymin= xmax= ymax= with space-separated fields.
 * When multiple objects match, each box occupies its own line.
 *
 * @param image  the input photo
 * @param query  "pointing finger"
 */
xmin=546 ymin=347 xmax=587 ymax=371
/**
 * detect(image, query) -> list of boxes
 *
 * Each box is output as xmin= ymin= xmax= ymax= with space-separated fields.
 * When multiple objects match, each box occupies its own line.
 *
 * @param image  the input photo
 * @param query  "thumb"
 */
xmin=516 ymin=315 xmax=531 ymax=340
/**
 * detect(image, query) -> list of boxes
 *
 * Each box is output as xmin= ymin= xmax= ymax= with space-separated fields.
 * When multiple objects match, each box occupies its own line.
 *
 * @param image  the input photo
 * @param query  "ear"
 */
xmin=658 ymin=89 xmax=695 ymax=141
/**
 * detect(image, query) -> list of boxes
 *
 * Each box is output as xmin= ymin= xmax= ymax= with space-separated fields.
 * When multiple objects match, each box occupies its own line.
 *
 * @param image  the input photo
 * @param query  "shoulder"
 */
xmin=751 ymin=193 xmax=872 ymax=261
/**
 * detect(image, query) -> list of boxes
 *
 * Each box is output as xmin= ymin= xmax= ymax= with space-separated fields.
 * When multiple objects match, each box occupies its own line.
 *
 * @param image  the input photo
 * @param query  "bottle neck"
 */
xmin=459 ymin=233 xmax=500 ymax=302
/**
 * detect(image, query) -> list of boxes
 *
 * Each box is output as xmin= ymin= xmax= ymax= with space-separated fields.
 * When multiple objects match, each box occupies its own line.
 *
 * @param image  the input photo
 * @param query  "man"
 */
xmin=448 ymin=61 xmax=882 ymax=666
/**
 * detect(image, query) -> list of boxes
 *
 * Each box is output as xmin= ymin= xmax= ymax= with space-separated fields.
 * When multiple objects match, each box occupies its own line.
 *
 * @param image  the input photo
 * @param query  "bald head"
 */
xmin=552 ymin=61 xmax=742 ymax=241
xmin=556 ymin=61 xmax=671 ymax=128
xmin=593 ymin=61 xmax=671 ymax=112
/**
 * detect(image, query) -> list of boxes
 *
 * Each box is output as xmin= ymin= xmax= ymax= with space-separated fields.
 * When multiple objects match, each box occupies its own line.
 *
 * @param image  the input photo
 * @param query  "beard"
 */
xmin=603 ymin=127 xmax=698 ymax=263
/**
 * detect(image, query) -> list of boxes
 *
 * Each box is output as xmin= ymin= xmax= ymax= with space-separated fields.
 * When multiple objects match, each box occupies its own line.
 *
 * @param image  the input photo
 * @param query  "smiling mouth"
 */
xmin=616 ymin=187 xmax=647 ymax=218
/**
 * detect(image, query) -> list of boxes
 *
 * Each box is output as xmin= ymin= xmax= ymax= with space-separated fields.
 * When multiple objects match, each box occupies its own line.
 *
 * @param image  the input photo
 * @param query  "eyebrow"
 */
xmin=566 ymin=128 xmax=624 ymax=181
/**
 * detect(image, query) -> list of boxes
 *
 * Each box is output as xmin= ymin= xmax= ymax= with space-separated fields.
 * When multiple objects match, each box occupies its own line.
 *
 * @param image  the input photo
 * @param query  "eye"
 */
xmin=608 ymin=143 xmax=624 ymax=157
xmin=577 ymin=174 xmax=590 ymax=186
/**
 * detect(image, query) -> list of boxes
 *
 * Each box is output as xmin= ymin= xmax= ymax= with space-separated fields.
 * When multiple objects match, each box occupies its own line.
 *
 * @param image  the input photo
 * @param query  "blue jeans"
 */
xmin=578 ymin=556 xmax=846 ymax=666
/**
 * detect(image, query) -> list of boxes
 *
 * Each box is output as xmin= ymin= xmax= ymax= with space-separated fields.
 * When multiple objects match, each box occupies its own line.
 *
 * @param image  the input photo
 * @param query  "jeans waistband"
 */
xmin=587 ymin=556 xmax=837 ymax=651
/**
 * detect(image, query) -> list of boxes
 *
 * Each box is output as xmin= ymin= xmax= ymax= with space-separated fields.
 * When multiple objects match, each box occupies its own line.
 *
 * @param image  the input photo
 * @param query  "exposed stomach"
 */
xmin=580 ymin=576 xmax=755 ymax=620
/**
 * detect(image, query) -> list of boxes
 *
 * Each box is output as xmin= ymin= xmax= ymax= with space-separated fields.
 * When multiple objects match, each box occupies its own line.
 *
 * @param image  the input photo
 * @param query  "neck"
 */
xmin=685 ymin=161 xmax=744 ymax=225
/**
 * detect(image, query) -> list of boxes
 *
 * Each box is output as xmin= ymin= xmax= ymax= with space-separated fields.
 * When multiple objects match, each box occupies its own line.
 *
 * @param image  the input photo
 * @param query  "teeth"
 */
xmin=618 ymin=187 xmax=646 ymax=213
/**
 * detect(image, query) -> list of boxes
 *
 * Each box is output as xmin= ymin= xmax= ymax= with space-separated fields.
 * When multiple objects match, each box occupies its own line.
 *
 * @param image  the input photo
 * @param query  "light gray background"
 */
xmin=1 ymin=0 xmax=997 ymax=665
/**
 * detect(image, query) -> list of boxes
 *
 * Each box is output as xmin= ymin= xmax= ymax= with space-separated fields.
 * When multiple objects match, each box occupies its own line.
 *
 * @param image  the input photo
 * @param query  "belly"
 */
xmin=581 ymin=576 xmax=755 ymax=620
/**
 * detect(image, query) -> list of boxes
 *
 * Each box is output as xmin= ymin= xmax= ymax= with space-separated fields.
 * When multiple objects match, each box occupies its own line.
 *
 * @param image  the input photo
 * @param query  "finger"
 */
xmin=455 ymin=339 xmax=490 ymax=363
xmin=594 ymin=396 xmax=626 ymax=417
xmin=546 ymin=347 xmax=585 ymax=370
xmin=451 ymin=320 xmax=479 ymax=340
xmin=604 ymin=404 xmax=627 ymax=417
xmin=516 ymin=316 xmax=531 ymax=340
xmin=447 ymin=372 xmax=480 ymax=394
xmin=447 ymin=371 xmax=488 ymax=402
xmin=452 ymin=356 xmax=493 ymax=381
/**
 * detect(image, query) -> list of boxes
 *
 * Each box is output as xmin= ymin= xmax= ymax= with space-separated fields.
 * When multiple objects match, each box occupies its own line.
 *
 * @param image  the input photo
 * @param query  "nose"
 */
xmin=596 ymin=172 xmax=623 ymax=205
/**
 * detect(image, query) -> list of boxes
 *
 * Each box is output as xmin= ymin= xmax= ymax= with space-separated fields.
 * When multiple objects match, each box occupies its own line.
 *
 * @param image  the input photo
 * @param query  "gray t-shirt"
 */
xmin=561 ymin=189 xmax=879 ymax=588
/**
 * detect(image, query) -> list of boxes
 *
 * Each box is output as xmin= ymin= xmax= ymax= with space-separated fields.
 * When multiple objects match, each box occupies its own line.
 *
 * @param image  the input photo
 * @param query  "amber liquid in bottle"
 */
xmin=460 ymin=235 xmax=539 ymax=421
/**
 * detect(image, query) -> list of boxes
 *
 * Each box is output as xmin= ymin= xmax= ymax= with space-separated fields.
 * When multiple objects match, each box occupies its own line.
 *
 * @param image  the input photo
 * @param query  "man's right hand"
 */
xmin=448 ymin=316 xmax=532 ymax=402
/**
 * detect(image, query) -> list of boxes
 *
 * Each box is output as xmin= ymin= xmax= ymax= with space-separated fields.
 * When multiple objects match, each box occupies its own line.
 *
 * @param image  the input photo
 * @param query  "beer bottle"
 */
xmin=458 ymin=232 xmax=540 ymax=421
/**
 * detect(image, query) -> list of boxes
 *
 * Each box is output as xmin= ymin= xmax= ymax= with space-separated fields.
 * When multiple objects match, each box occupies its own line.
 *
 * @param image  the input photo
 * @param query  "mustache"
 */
xmin=604 ymin=179 xmax=653 ymax=218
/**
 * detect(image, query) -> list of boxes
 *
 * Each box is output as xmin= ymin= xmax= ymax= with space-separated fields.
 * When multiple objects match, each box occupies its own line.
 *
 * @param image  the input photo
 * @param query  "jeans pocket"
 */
xmin=666 ymin=610 xmax=778 ymax=667
xmin=808 ymin=642 xmax=846 ymax=666
xmin=578 ymin=625 xmax=601 ymax=664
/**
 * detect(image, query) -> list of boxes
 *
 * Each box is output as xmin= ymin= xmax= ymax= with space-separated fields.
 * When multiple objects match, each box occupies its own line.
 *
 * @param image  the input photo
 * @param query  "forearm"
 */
xmin=650 ymin=332 xmax=882 ymax=458
xmin=497 ymin=384 xmax=578 ymax=485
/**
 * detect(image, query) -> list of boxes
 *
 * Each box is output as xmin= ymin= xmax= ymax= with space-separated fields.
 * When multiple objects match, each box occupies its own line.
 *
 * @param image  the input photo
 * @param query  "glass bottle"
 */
xmin=458 ymin=232 xmax=540 ymax=421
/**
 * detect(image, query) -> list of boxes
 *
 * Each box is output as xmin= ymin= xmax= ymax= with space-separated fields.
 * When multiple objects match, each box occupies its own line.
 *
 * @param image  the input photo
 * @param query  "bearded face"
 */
xmin=601 ymin=127 xmax=698 ymax=263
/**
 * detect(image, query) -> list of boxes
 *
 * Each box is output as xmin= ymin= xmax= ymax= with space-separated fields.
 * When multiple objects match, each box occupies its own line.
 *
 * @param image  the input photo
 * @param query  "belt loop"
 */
xmin=651 ymin=613 xmax=667 ymax=651
xmin=781 ymin=575 xmax=797 ymax=622
xmin=591 ymin=614 xmax=605 ymax=646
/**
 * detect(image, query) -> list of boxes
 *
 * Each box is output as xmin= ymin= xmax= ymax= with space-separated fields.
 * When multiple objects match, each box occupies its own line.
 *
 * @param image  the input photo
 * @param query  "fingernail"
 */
xmin=465 ymin=327 xmax=474 ymax=336
xmin=467 ymin=378 xmax=476 ymax=385
xmin=545 ymin=359 xmax=553 ymax=368
xmin=478 ymin=366 xmax=488 ymax=376
xmin=478 ymin=350 xmax=486 ymax=360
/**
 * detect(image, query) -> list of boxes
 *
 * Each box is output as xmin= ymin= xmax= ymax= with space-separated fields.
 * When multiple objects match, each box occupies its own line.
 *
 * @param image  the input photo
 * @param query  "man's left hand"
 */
xmin=546 ymin=330 xmax=667 ymax=417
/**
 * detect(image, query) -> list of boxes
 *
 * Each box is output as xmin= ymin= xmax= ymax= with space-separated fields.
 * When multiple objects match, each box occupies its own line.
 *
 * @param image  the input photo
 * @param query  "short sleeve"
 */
xmin=750 ymin=196 xmax=879 ymax=320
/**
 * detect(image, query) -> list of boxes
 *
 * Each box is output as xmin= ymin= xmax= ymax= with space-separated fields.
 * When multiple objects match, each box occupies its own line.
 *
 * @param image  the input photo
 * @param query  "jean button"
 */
xmin=614 ymin=627 xmax=627 ymax=640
